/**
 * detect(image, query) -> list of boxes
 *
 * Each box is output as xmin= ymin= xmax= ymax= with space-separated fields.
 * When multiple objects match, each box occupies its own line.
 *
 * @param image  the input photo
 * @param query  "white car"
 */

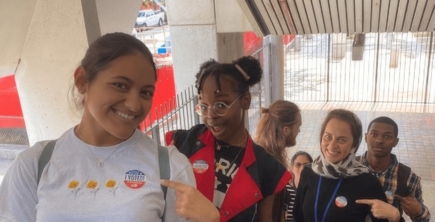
xmin=136 ymin=10 xmax=165 ymax=27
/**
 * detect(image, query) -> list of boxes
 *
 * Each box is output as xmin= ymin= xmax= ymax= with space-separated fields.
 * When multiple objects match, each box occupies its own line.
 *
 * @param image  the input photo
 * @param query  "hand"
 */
xmin=356 ymin=199 xmax=400 ymax=222
xmin=394 ymin=194 xmax=422 ymax=218
xmin=161 ymin=179 xmax=219 ymax=222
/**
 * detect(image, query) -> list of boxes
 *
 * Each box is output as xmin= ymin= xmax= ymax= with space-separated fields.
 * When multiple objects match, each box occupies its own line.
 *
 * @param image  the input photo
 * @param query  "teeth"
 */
xmin=213 ymin=126 xmax=223 ymax=131
xmin=328 ymin=150 xmax=338 ymax=154
xmin=116 ymin=111 xmax=135 ymax=120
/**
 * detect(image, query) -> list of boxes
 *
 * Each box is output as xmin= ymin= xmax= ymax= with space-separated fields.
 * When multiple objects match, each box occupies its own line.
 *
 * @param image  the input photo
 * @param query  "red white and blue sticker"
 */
xmin=124 ymin=170 xmax=146 ymax=189
xmin=192 ymin=160 xmax=209 ymax=174
xmin=335 ymin=196 xmax=347 ymax=208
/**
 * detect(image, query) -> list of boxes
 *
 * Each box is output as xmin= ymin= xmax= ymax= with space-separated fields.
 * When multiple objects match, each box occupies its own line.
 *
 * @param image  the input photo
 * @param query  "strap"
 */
xmin=396 ymin=163 xmax=411 ymax=196
xmin=158 ymin=144 xmax=170 ymax=197
xmin=158 ymin=144 xmax=170 ymax=222
xmin=37 ymin=140 xmax=56 ymax=185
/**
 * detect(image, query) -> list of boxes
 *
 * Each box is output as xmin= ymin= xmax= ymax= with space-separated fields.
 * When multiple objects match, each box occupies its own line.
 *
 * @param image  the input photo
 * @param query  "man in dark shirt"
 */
xmin=360 ymin=116 xmax=430 ymax=222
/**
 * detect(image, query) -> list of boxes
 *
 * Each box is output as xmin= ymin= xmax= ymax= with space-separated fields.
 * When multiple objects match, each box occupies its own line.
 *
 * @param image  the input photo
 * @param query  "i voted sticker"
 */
xmin=192 ymin=160 xmax=209 ymax=174
xmin=124 ymin=170 xmax=146 ymax=189
xmin=335 ymin=196 xmax=348 ymax=208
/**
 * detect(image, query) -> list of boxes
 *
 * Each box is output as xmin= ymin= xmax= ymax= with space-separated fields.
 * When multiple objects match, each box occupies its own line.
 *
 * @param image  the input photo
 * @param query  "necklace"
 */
xmin=87 ymin=145 xmax=121 ymax=167
xmin=215 ymin=135 xmax=247 ymax=171
xmin=216 ymin=135 xmax=247 ymax=150
xmin=75 ymin=128 xmax=121 ymax=167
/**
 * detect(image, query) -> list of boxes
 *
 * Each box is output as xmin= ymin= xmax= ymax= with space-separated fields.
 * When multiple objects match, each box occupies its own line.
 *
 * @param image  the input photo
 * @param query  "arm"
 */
xmin=395 ymin=176 xmax=430 ymax=222
xmin=162 ymin=146 xmax=219 ymax=222
xmin=161 ymin=180 xmax=219 ymax=222
xmin=366 ymin=175 xmax=393 ymax=222
xmin=293 ymin=168 xmax=308 ymax=222
xmin=0 ymin=149 xmax=39 ymax=222
xmin=258 ymin=194 xmax=276 ymax=222
xmin=356 ymin=199 xmax=400 ymax=222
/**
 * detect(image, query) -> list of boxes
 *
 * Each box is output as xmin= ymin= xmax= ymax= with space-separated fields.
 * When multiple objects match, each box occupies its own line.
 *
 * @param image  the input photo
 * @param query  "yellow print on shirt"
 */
xmin=106 ymin=179 xmax=118 ymax=197
xmin=86 ymin=180 xmax=100 ymax=199
xmin=68 ymin=180 xmax=81 ymax=199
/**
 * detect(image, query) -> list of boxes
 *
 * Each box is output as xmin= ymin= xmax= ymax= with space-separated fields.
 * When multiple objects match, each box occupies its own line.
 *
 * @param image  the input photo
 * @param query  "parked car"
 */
xmin=135 ymin=10 xmax=165 ymax=28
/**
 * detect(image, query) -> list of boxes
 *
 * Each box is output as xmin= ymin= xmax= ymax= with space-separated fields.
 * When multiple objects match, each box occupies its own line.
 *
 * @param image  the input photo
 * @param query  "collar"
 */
xmin=197 ymin=129 xmax=256 ymax=167
xmin=362 ymin=152 xmax=399 ymax=176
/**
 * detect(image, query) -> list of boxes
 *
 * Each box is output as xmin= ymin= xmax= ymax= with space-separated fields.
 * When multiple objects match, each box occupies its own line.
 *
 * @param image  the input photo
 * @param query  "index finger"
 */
xmin=355 ymin=199 xmax=376 ymax=206
xmin=160 ymin=179 xmax=189 ymax=191
xmin=393 ymin=195 xmax=404 ymax=201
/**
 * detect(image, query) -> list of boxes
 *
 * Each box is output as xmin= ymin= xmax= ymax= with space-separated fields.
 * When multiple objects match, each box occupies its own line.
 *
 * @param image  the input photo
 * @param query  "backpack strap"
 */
xmin=37 ymin=140 xmax=57 ymax=185
xmin=395 ymin=163 xmax=411 ymax=197
xmin=158 ymin=144 xmax=170 ymax=198
xmin=158 ymin=144 xmax=170 ymax=222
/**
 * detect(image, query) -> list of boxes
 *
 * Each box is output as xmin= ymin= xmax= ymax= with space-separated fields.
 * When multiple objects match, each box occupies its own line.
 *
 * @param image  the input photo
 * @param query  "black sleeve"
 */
xmin=293 ymin=167 xmax=309 ymax=222
xmin=172 ymin=129 xmax=189 ymax=149
xmin=261 ymin=154 xmax=288 ymax=196
xmin=250 ymin=144 xmax=290 ymax=197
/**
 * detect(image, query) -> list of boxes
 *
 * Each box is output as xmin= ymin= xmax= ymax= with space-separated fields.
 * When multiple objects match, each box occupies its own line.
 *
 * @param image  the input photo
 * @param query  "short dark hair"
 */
xmin=367 ymin=116 xmax=398 ymax=137
xmin=290 ymin=151 xmax=313 ymax=166
xmin=195 ymin=56 xmax=262 ymax=95
xmin=320 ymin=109 xmax=363 ymax=152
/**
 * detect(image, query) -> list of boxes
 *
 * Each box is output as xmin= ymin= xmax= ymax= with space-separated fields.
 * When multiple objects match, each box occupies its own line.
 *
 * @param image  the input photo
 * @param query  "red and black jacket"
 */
xmin=167 ymin=124 xmax=291 ymax=222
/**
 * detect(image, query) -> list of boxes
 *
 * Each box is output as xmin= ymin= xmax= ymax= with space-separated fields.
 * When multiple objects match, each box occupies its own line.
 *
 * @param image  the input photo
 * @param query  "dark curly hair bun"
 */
xmin=233 ymin=56 xmax=262 ymax=86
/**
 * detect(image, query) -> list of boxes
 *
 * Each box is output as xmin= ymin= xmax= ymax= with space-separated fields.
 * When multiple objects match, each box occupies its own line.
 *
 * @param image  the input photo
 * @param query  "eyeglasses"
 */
xmin=195 ymin=94 xmax=243 ymax=117
xmin=294 ymin=162 xmax=309 ymax=168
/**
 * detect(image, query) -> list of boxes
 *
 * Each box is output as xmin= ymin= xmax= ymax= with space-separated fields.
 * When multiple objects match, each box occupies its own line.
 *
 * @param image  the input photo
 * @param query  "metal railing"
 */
xmin=285 ymin=32 xmax=435 ymax=104
xmin=134 ymin=26 xmax=171 ymax=56
xmin=143 ymin=86 xmax=199 ymax=145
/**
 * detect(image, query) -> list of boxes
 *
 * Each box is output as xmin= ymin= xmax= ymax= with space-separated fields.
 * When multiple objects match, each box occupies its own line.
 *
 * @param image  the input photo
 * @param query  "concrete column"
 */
xmin=270 ymin=35 xmax=285 ymax=101
xmin=167 ymin=0 xmax=217 ymax=94
xmin=168 ymin=0 xmax=252 ymax=94
xmin=217 ymin=33 xmax=244 ymax=63
xmin=294 ymin=36 xmax=302 ymax=52
xmin=390 ymin=48 xmax=400 ymax=68
xmin=0 ymin=0 xmax=141 ymax=145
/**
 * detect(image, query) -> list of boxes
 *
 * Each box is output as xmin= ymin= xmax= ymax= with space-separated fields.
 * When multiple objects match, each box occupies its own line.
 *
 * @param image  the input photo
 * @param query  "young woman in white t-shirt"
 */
xmin=0 ymin=32 xmax=202 ymax=222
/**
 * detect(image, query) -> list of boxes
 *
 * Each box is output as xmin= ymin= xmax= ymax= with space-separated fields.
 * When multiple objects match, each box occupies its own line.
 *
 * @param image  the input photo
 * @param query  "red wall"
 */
xmin=0 ymin=66 xmax=177 ymax=130
xmin=244 ymin=31 xmax=295 ymax=54
xmin=0 ymin=75 xmax=25 ymax=128
xmin=139 ymin=66 xmax=176 ymax=131
xmin=244 ymin=32 xmax=263 ymax=55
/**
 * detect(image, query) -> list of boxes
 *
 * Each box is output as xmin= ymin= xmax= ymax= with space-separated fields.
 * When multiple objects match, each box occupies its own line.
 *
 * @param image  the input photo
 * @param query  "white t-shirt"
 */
xmin=0 ymin=128 xmax=196 ymax=222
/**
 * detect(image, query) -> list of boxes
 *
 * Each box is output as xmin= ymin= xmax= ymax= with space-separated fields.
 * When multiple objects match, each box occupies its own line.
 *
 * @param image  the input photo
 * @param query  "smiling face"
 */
xmin=78 ymin=52 xmax=156 ymax=145
xmin=365 ymin=122 xmax=399 ymax=158
xmin=198 ymin=75 xmax=248 ymax=143
xmin=321 ymin=118 xmax=354 ymax=164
